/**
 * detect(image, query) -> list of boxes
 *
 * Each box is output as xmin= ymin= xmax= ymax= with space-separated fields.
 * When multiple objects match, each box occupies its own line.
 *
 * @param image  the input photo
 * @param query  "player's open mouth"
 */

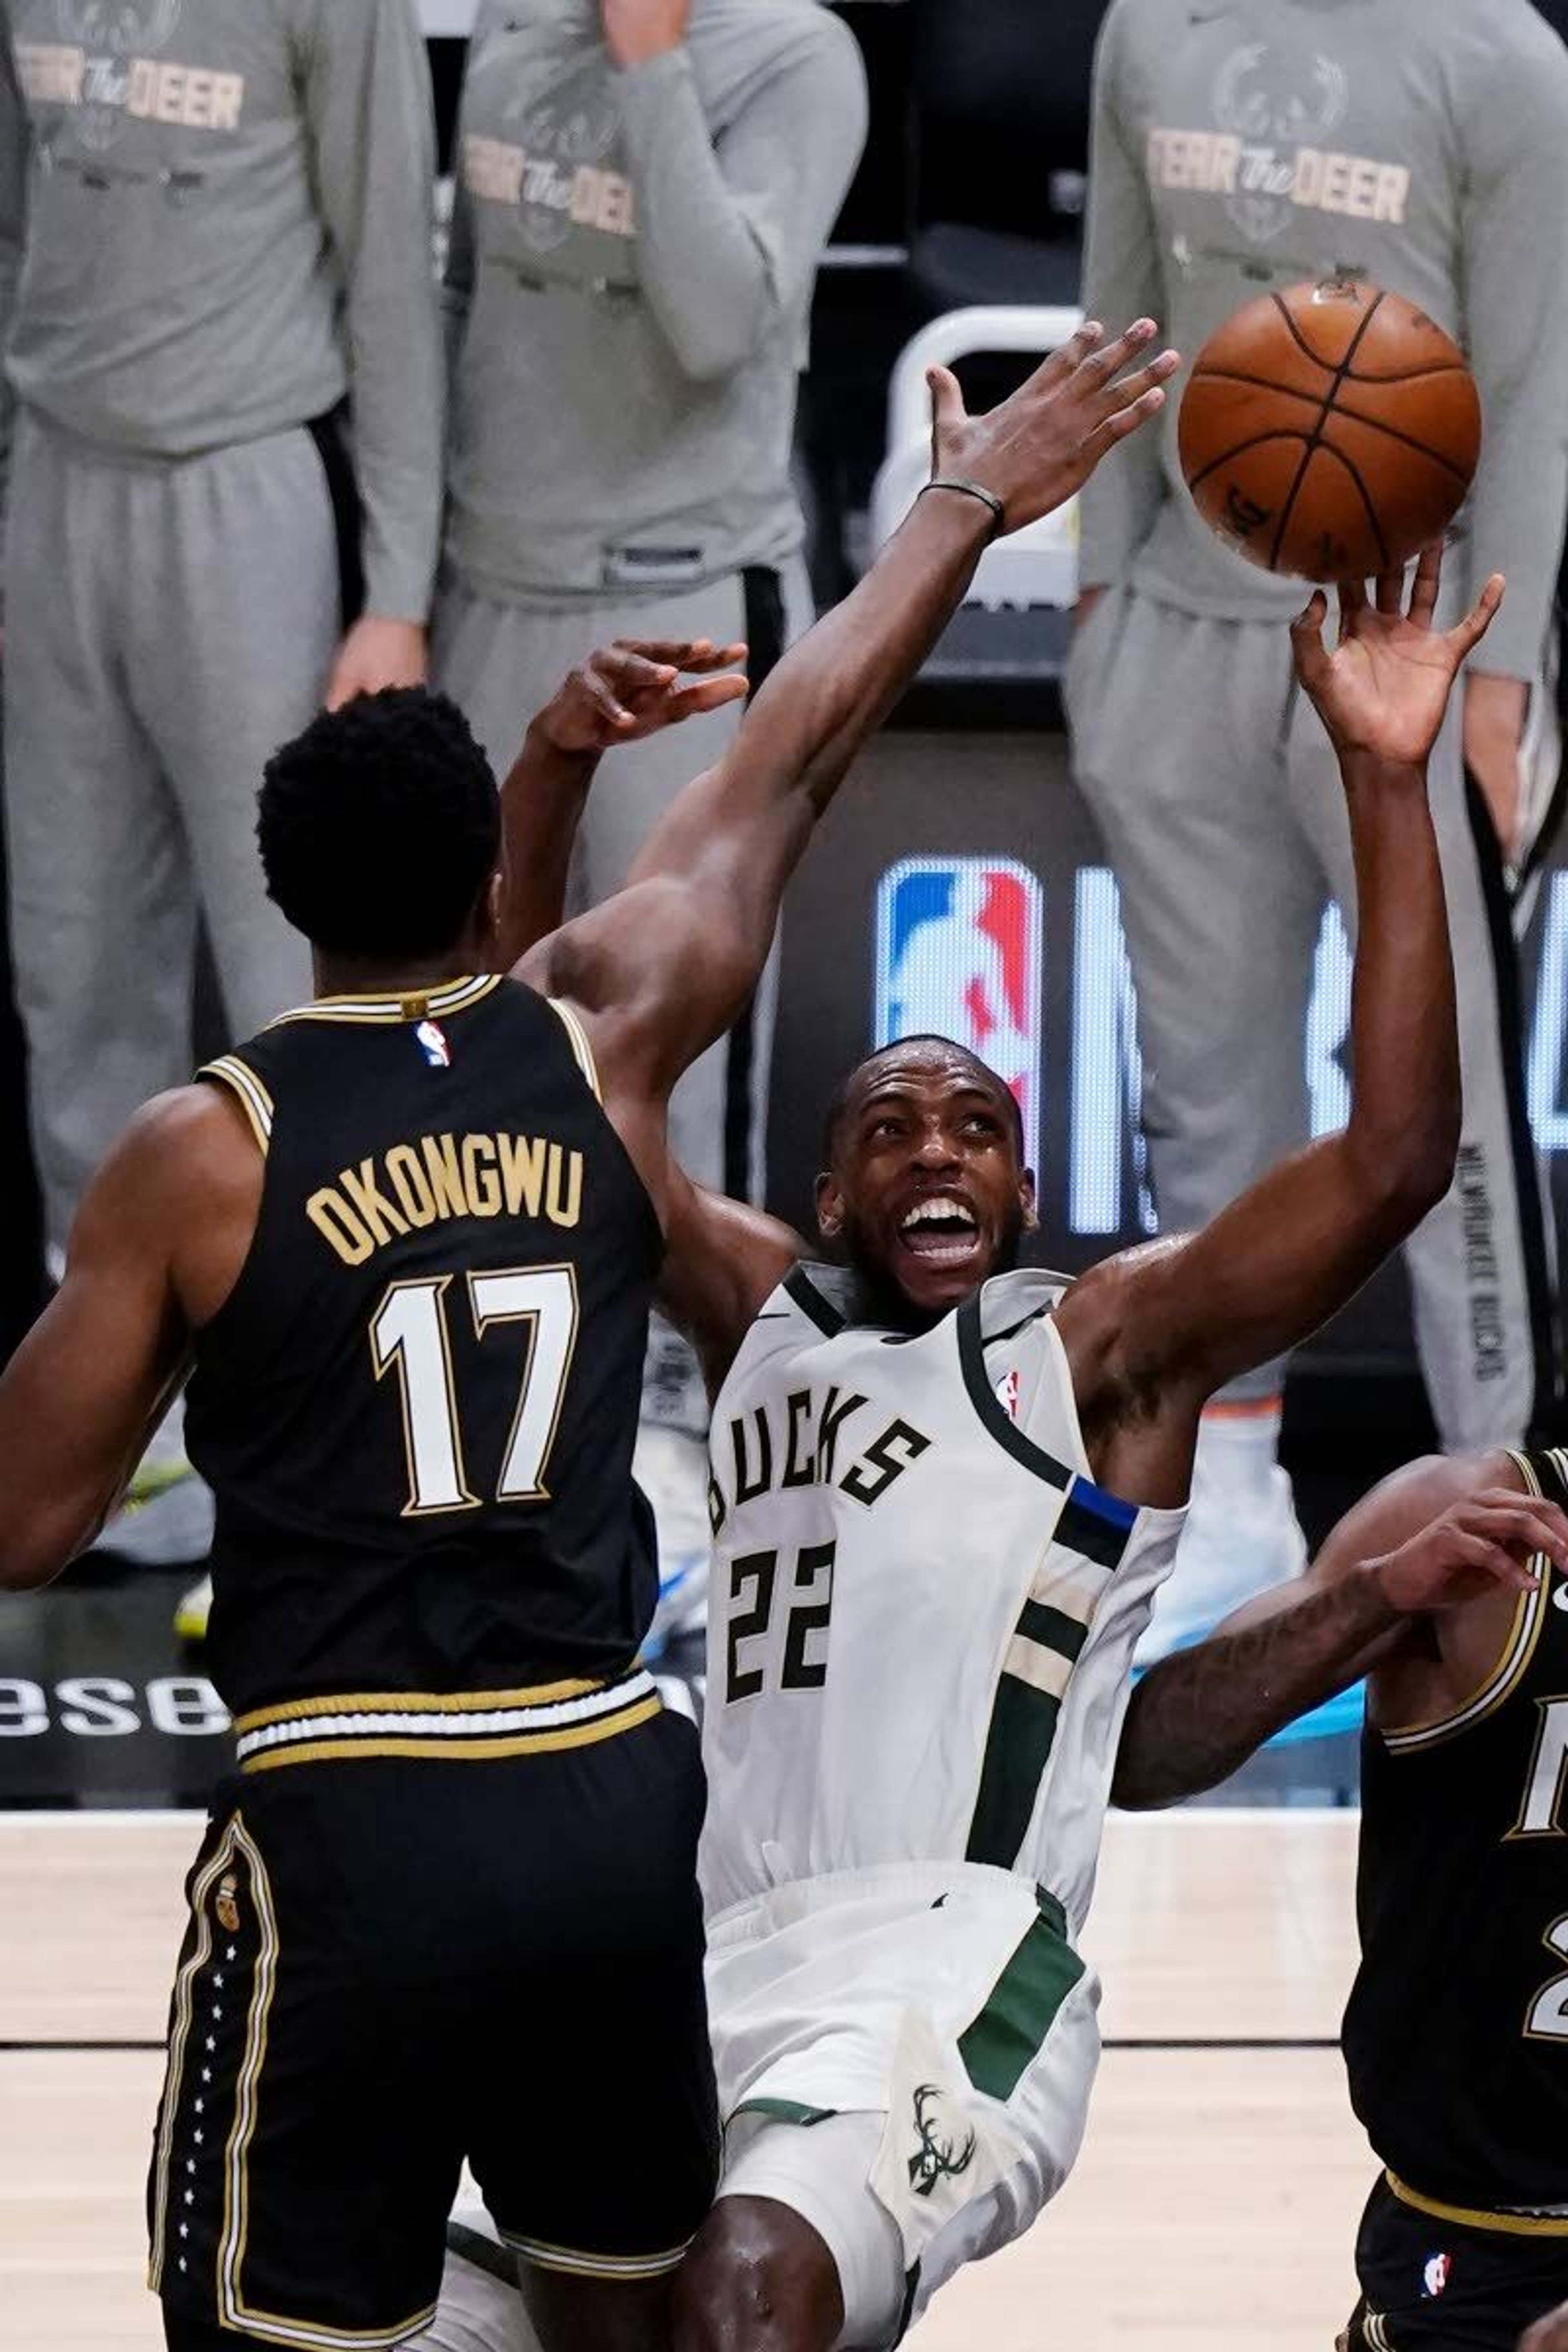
xmin=897 ymin=1195 xmax=982 ymax=1265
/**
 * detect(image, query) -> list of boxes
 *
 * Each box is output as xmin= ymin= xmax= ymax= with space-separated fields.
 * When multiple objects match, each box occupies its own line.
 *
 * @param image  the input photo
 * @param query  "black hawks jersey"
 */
xmin=185 ymin=975 xmax=662 ymax=1727
xmin=1342 ymin=1448 xmax=1568 ymax=2226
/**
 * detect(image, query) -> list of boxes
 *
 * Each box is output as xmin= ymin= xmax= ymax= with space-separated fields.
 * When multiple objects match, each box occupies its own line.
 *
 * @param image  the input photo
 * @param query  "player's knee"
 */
xmin=673 ymin=2199 xmax=840 ymax=2352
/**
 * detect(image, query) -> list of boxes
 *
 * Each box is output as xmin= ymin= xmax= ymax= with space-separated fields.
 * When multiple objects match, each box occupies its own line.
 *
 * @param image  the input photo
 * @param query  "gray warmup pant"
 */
xmin=433 ymin=561 xmax=813 ymax=1429
xmin=1068 ymin=586 xmax=1557 ymax=1452
xmin=4 ymin=410 xmax=330 ymax=1258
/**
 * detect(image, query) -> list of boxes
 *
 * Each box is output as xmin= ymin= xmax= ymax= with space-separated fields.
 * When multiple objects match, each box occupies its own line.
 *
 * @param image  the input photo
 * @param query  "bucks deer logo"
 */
xmin=906 ymin=2084 xmax=977 ymax=2199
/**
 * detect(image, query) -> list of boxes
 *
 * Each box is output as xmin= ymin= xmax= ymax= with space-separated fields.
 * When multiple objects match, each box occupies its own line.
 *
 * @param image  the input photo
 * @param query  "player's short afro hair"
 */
xmin=257 ymin=688 xmax=501 ymax=959
xmin=820 ymin=1035 xmax=1026 ymax=1166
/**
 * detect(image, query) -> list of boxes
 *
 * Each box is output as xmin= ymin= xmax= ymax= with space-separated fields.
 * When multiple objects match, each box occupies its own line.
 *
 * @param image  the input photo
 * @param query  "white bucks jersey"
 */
xmin=700 ymin=1266 xmax=1185 ymax=1937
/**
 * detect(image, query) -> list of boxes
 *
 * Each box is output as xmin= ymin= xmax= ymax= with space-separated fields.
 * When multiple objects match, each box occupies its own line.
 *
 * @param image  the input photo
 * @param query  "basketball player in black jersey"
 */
xmin=0 ymin=325 xmax=1176 ymax=2352
xmin=1114 ymin=1444 xmax=1568 ymax=2348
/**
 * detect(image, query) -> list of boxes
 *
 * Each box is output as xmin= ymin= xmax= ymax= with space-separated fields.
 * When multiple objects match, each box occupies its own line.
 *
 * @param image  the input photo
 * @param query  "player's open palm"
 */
xmin=1291 ymin=541 xmax=1506 ymax=768
xmin=542 ymin=638 xmax=749 ymax=755
xmin=927 ymin=318 xmax=1180 ymax=535
xmin=1372 ymin=1489 xmax=1568 ymax=1615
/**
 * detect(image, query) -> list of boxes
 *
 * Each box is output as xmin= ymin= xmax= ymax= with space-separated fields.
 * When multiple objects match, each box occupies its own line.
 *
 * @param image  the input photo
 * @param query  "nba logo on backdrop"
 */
xmin=874 ymin=858 xmax=1042 ymax=1169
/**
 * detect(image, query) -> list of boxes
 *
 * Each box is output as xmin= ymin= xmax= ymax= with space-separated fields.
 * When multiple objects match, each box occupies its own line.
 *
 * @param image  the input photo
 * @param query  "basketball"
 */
xmin=1178 ymin=279 xmax=1482 ymax=583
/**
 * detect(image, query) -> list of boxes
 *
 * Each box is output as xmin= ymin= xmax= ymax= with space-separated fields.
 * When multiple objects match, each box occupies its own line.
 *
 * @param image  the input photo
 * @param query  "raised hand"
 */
xmin=1291 ymin=542 xmax=1506 ymax=769
xmin=1370 ymin=1489 xmax=1568 ymax=1616
xmin=539 ymin=638 xmax=748 ymax=756
xmin=926 ymin=318 xmax=1180 ymax=538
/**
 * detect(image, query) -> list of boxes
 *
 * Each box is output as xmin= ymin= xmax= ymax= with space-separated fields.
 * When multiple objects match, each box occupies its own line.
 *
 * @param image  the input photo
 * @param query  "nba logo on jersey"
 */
xmin=1422 ymin=2253 xmax=1452 ymax=2299
xmin=416 ymin=1020 xmax=451 ymax=1070
xmin=874 ymin=858 xmax=1042 ymax=1168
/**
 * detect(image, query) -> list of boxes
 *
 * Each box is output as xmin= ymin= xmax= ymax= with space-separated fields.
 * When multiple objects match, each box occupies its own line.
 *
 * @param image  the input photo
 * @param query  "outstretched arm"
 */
xmin=494 ymin=638 xmax=746 ymax=966
xmin=1062 ymin=548 xmax=1501 ymax=1437
xmin=1111 ymin=1457 xmax=1567 ymax=1809
xmin=520 ymin=321 xmax=1179 ymax=1121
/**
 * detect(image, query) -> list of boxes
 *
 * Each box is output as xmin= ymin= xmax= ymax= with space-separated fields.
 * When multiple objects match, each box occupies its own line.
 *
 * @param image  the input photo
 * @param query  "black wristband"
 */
xmin=921 ymin=476 xmax=1007 ymax=537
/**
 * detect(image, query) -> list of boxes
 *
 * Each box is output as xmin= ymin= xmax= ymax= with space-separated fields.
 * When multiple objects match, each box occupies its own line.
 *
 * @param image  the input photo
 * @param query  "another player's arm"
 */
xmin=656 ymin=1165 xmax=805 ymax=1400
xmin=493 ymin=639 xmax=746 ymax=967
xmin=1111 ymin=1456 xmax=1567 ymax=1809
xmin=1060 ymin=549 xmax=1503 ymax=1434
xmin=1522 ymin=2299 xmax=1568 ymax=2352
xmin=520 ymin=323 xmax=1179 ymax=1158
xmin=0 ymin=1100 xmax=209 ymax=1590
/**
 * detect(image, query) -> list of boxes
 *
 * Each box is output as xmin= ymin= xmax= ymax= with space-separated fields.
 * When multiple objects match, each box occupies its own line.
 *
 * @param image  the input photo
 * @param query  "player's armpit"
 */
xmin=657 ymin=1165 xmax=804 ymax=1401
xmin=0 ymin=1096 xmax=205 ymax=1588
xmin=1111 ymin=1453 xmax=1544 ymax=1809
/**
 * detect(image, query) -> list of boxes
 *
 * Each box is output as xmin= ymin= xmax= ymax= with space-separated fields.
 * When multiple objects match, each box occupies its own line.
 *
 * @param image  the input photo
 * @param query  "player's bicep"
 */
xmin=0 ymin=1152 xmax=188 ymax=1588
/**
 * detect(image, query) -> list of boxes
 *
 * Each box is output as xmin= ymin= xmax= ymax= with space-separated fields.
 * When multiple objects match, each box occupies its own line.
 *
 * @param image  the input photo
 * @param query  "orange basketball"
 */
xmin=1177 ymin=279 xmax=1481 ymax=583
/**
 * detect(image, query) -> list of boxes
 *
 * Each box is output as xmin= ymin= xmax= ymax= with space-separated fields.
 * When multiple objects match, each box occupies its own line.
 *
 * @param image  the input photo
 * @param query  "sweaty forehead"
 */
xmin=848 ymin=1045 xmax=1013 ymax=1120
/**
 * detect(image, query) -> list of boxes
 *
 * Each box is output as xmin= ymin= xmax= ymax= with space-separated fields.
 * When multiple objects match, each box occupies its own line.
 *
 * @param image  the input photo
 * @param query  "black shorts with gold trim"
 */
xmin=1345 ymin=2172 xmax=1568 ymax=2351
xmin=148 ymin=1684 xmax=717 ymax=2345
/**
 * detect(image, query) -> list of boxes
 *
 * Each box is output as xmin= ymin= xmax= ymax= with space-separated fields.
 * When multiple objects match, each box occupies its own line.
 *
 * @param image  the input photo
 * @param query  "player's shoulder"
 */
xmin=974 ymin=1265 xmax=1074 ymax=1339
xmin=72 ymin=1085 xmax=254 ymax=1250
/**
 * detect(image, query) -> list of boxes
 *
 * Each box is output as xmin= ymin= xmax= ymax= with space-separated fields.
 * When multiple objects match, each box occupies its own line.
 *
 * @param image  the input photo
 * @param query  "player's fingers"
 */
xmin=1336 ymin=577 xmax=1368 ymax=641
xmin=609 ymin=637 xmax=710 ymax=666
xmin=1027 ymin=319 xmax=1105 ymax=395
xmin=599 ymin=647 xmax=678 ymax=694
xmin=574 ymin=666 xmax=634 ymax=728
xmin=1091 ymin=346 xmax=1181 ymax=419
xmin=1407 ymin=541 xmax=1443 ymax=628
xmin=1072 ymin=317 xmax=1157 ymax=396
xmin=1374 ymin=561 xmax=1407 ymax=616
xmin=1460 ymin=1494 xmax=1568 ymax=1561
xmin=1289 ymin=590 xmax=1330 ymax=684
xmin=685 ymin=640 xmax=749 ymax=673
xmin=1081 ymin=382 xmax=1168 ymax=459
xmin=1448 ymin=571 xmax=1507 ymax=659
xmin=927 ymin=364 xmax=967 ymax=441
xmin=664 ymin=675 xmax=749 ymax=721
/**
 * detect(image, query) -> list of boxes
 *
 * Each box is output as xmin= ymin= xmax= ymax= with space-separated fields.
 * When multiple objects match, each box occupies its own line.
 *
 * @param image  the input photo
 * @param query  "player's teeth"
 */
xmin=901 ymin=1197 xmax=976 ymax=1231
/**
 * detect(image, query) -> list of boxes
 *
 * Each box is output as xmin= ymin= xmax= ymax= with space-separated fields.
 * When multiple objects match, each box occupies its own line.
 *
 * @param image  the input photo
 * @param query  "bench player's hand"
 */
xmin=323 ymin=615 xmax=428 ymax=713
xmin=539 ymin=639 xmax=749 ymax=756
xmin=927 ymin=318 xmax=1180 ymax=537
xmin=1520 ymin=2299 xmax=1568 ymax=2352
xmin=1291 ymin=541 xmax=1505 ymax=769
xmin=1368 ymin=1489 xmax=1568 ymax=1616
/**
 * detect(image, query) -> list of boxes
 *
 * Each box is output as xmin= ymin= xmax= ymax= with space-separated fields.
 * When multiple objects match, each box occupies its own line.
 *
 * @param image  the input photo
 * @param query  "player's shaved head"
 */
xmin=817 ymin=1037 xmax=1035 ymax=1329
xmin=258 ymin=688 xmax=501 ymax=960
xmin=821 ymin=1036 xmax=1025 ymax=1169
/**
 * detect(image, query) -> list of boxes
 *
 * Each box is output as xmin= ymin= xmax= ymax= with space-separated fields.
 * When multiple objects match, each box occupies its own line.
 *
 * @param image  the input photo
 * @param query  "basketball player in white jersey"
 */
xmin=413 ymin=543 xmax=1515 ymax=2352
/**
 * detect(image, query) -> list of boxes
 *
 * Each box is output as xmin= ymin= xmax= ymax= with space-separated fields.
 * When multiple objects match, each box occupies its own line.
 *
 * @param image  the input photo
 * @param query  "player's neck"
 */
xmin=312 ymin=948 xmax=484 ymax=1002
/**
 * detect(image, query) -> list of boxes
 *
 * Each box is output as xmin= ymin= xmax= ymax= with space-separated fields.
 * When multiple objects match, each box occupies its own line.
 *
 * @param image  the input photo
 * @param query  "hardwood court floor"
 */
xmin=1 ymin=1809 xmax=1370 ymax=2350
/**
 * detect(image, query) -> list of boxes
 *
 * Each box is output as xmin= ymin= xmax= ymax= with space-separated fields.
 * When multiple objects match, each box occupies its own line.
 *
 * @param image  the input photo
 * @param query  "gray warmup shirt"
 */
xmin=1078 ymin=0 xmax=1568 ymax=679
xmin=0 ymin=0 xmax=444 ymax=622
xmin=444 ymin=0 xmax=867 ymax=606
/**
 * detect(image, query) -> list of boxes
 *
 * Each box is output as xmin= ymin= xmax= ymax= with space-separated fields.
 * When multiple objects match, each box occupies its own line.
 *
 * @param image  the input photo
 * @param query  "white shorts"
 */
xmin=707 ymin=1861 xmax=1102 ymax=2348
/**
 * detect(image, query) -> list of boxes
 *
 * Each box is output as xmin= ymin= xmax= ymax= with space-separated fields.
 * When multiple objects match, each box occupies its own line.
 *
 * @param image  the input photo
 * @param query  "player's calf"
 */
xmin=672 ymin=2199 xmax=844 ymax=2352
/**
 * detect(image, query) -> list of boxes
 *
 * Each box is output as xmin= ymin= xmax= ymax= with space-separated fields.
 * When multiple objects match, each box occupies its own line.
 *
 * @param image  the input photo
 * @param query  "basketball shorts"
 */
xmin=148 ymin=1705 xmax=717 ymax=2347
xmin=704 ymin=1860 xmax=1101 ymax=2350
xmin=1346 ymin=2174 xmax=1568 ymax=2350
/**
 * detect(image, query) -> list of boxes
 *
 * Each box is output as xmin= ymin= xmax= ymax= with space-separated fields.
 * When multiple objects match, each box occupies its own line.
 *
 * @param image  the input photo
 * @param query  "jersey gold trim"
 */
xmin=198 ymin=1056 xmax=275 ymax=1154
xmin=238 ymin=1698 xmax=662 ymax=1775
xmin=265 ymin=974 xmax=503 ymax=1029
xmin=234 ymin=1679 xmax=607 ymax=1735
xmin=235 ymin=1678 xmax=661 ymax=1774
xmin=1380 ymin=1452 xmax=1551 ymax=1754
xmin=546 ymin=998 xmax=602 ymax=1102
xmin=497 ymin=2227 xmax=694 ymax=2281
xmin=1385 ymin=2168 xmax=1568 ymax=2238
xmin=149 ymin=1819 xmax=241 ymax=2291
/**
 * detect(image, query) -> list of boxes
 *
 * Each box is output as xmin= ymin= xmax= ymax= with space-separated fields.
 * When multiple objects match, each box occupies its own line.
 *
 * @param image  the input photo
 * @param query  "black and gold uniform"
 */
xmin=1342 ymin=1446 xmax=1568 ymax=2350
xmin=148 ymin=976 xmax=716 ymax=2351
